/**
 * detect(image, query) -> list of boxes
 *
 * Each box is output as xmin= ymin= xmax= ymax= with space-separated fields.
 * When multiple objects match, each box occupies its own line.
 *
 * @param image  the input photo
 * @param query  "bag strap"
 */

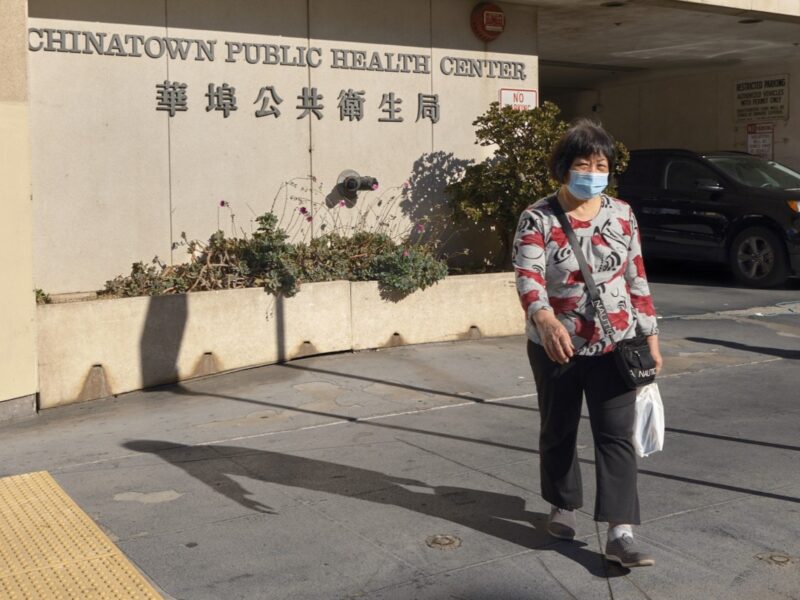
xmin=547 ymin=195 xmax=617 ymax=342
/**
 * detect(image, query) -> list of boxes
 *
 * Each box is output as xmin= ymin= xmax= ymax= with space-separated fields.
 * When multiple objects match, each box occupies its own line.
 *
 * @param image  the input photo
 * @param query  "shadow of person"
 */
xmin=123 ymin=440 xmax=626 ymax=577
xmin=686 ymin=336 xmax=800 ymax=360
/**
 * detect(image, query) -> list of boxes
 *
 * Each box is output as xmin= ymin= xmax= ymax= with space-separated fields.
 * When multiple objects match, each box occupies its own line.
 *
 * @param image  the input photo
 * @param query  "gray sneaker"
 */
xmin=604 ymin=534 xmax=655 ymax=567
xmin=547 ymin=507 xmax=576 ymax=540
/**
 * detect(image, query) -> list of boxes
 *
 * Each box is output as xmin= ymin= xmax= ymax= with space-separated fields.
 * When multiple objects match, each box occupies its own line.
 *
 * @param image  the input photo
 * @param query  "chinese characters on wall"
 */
xmin=156 ymin=81 xmax=441 ymax=123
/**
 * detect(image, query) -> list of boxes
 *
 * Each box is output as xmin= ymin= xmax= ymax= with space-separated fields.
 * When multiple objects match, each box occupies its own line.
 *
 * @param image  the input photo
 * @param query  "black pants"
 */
xmin=527 ymin=341 xmax=640 ymax=524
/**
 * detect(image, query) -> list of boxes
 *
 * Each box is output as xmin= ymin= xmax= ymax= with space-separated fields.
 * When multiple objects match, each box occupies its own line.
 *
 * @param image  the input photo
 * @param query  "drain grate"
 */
xmin=756 ymin=552 xmax=796 ymax=567
xmin=425 ymin=534 xmax=462 ymax=550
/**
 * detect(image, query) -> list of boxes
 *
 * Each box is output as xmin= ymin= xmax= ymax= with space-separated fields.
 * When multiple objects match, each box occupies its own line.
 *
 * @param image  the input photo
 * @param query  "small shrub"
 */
xmin=103 ymin=261 xmax=171 ymax=297
xmin=239 ymin=213 xmax=300 ymax=296
xmin=102 ymin=213 xmax=448 ymax=300
xmin=103 ymin=213 xmax=300 ymax=298
xmin=369 ymin=247 xmax=449 ymax=296
xmin=291 ymin=231 xmax=397 ymax=283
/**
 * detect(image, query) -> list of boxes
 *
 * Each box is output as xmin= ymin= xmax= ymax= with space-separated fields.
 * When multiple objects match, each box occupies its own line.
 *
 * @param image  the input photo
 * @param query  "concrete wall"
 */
xmin=554 ymin=58 xmax=800 ymax=170
xmin=351 ymin=273 xmax=522 ymax=350
xmin=0 ymin=0 xmax=38 ymax=420
xmin=36 ymin=281 xmax=354 ymax=408
xmin=26 ymin=0 xmax=539 ymax=294
xmin=36 ymin=274 xmax=525 ymax=409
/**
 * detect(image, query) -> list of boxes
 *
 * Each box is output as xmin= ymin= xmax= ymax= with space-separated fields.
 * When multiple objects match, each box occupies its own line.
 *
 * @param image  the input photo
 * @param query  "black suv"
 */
xmin=617 ymin=149 xmax=800 ymax=287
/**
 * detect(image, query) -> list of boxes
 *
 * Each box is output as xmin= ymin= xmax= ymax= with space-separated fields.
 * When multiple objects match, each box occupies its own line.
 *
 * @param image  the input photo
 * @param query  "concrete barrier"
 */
xmin=36 ymin=274 xmax=523 ymax=409
xmin=351 ymin=273 xmax=523 ymax=350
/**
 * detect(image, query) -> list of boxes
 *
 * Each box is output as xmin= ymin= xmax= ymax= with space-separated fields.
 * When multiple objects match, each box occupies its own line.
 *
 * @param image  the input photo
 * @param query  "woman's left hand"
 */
xmin=647 ymin=334 xmax=664 ymax=375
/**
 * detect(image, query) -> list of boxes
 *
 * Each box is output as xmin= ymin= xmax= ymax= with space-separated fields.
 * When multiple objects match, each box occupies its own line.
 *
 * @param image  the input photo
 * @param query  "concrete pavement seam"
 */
xmin=50 ymin=358 xmax=789 ymax=484
xmin=659 ymin=301 xmax=800 ymax=321
xmin=51 ymin=393 xmax=539 ymax=473
xmin=630 ymin=531 xmax=740 ymax=579
xmin=396 ymin=439 xmax=541 ymax=496
xmin=358 ymin=548 xmax=537 ymax=598
xmin=535 ymin=555 xmax=582 ymax=600
xmin=222 ymin=450 xmax=426 ymax=581
xmin=638 ymin=481 xmax=800 ymax=527
xmin=594 ymin=522 xmax=616 ymax=600
xmin=657 ymin=357 xmax=782 ymax=381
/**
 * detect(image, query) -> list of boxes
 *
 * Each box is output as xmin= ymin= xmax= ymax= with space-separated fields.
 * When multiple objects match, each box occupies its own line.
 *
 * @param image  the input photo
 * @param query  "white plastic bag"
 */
xmin=633 ymin=383 xmax=664 ymax=458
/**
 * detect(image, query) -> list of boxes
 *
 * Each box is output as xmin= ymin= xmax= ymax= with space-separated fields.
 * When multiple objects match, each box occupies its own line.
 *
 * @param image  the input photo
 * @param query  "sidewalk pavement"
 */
xmin=1 ymin=303 xmax=798 ymax=599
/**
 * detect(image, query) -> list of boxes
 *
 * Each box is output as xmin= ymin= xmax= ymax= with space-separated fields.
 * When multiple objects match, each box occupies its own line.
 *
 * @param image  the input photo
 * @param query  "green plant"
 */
xmin=103 ymin=261 xmax=172 ymax=297
xmin=369 ymin=246 xmax=449 ymax=297
xmin=102 ymin=212 xmax=449 ymax=301
xmin=103 ymin=213 xmax=301 ymax=298
xmin=34 ymin=288 xmax=51 ymax=304
xmin=291 ymin=231 xmax=397 ymax=283
xmin=446 ymin=102 xmax=629 ymax=265
xmin=239 ymin=213 xmax=300 ymax=296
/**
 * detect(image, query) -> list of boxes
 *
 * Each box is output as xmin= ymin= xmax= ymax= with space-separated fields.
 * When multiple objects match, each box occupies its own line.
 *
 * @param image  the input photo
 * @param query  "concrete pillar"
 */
xmin=0 ymin=0 xmax=37 ymax=420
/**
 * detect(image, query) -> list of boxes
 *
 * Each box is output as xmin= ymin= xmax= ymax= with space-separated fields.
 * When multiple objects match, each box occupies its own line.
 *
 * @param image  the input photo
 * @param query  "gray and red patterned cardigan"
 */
xmin=512 ymin=194 xmax=659 ymax=356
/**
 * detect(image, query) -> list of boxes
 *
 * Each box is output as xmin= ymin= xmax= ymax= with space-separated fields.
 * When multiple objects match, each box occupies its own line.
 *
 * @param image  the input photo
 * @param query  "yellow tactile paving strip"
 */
xmin=0 ymin=471 xmax=162 ymax=599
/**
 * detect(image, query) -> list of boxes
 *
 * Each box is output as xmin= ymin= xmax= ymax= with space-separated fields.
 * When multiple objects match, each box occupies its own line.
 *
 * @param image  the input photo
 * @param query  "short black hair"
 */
xmin=548 ymin=119 xmax=616 ymax=183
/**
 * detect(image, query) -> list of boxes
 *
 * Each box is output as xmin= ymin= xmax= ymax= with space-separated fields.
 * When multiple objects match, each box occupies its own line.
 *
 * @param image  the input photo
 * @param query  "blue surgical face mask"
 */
xmin=567 ymin=171 xmax=609 ymax=201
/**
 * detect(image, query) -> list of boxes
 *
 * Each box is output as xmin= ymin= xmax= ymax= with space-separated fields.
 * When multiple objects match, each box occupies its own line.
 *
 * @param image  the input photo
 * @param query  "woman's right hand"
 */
xmin=533 ymin=310 xmax=575 ymax=364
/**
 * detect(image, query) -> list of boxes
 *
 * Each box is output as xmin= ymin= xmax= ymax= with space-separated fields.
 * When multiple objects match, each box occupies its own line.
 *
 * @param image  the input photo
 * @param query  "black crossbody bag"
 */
xmin=548 ymin=196 xmax=656 ymax=389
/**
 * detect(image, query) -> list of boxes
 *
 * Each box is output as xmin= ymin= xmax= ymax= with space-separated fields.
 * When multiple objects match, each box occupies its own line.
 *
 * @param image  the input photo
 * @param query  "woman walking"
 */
xmin=513 ymin=119 xmax=662 ymax=567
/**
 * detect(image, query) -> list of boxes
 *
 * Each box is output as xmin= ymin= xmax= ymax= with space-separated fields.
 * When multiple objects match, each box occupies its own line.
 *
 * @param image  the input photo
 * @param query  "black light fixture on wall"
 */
xmin=336 ymin=169 xmax=379 ymax=201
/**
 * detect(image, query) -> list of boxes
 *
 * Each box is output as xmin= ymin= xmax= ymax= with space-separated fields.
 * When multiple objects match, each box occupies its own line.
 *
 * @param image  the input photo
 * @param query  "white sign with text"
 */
xmin=735 ymin=75 xmax=789 ymax=121
xmin=747 ymin=122 xmax=774 ymax=160
xmin=499 ymin=88 xmax=538 ymax=111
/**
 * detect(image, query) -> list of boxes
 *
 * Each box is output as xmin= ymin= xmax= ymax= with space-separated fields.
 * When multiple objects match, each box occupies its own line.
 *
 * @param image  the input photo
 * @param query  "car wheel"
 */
xmin=728 ymin=226 xmax=789 ymax=288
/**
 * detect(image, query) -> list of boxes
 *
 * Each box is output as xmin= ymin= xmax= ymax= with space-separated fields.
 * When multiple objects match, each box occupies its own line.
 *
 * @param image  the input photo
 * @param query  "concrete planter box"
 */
xmin=36 ymin=274 xmax=523 ymax=409
xmin=351 ymin=273 xmax=523 ymax=350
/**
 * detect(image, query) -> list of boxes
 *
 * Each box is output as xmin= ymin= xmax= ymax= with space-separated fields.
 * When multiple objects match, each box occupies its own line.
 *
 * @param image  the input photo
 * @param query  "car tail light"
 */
xmin=788 ymin=200 xmax=799 ymax=212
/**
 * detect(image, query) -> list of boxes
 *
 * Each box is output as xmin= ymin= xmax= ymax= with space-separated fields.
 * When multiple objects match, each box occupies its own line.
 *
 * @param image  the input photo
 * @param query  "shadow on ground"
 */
xmin=645 ymin=259 xmax=800 ymax=290
xmin=123 ymin=440 xmax=629 ymax=579
xmin=160 ymin=365 xmax=800 ymax=496
xmin=686 ymin=336 xmax=800 ymax=360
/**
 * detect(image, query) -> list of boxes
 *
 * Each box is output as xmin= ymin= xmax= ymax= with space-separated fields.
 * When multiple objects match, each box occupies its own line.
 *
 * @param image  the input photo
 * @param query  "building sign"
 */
xmin=499 ymin=88 xmax=538 ymax=111
xmin=27 ymin=28 xmax=527 ymax=81
xmin=735 ymin=75 xmax=789 ymax=121
xmin=746 ymin=123 xmax=774 ymax=160
xmin=152 ymin=80 xmax=440 ymax=122
xmin=29 ymin=28 xmax=530 ymax=124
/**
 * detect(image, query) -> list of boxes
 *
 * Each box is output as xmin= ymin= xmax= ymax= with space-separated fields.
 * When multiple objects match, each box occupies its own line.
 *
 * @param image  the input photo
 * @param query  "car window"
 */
xmin=707 ymin=156 xmax=800 ymax=189
xmin=664 ymin=160 xmax=718 ymax=192
xmin=619 ymin=154 xmax=660 ymax=187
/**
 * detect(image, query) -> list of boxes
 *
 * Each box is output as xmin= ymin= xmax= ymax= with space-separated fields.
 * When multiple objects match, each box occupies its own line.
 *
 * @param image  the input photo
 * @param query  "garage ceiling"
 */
xmin=515 ymin=0 xmax=800 ymax=89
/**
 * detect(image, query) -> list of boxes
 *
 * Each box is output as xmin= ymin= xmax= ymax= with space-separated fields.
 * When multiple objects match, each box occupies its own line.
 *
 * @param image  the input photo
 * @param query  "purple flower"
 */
xmin=416 ymin=223 xmax=426 ymax=233
xmin=219 ymin=200 xmax=227 ymax=207
xmin=371 ymin=183 xmax=379 ymax=190
xmin=306 ymin=215 xmax=313 ymax=223
xmin=402 ymin=249 xmax=410 ymax=258
xmin=299 ymin=206 xmax=308 ymax=215
xmin=402 ymin=181 xmax=411 ymax=189
xmin=338 ymin=200 xmax=346 ymax=207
